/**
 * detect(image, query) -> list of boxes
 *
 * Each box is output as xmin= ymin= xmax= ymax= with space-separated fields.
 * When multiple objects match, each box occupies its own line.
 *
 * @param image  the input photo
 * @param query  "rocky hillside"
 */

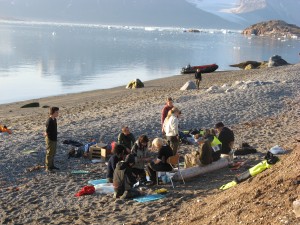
xmin=242 ymin=20 xmax=300 ymax=38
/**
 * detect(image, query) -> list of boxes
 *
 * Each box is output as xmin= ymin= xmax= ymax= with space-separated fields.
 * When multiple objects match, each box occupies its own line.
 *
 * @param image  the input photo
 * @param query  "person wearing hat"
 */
xmin=113 ymin=154 xmax=141 ymax=199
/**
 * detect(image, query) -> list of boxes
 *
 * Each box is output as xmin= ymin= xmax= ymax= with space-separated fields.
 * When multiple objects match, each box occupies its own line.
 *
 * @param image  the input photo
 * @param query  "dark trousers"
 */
xmin=146 ymin=161 xmax=172 ymax=182
xmin=132 ymin=168 xmax=146 ymax=182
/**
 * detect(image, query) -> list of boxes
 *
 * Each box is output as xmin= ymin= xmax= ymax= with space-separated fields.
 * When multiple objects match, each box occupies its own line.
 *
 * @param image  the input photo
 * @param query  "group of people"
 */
xmin=44 ymin=96 xmax=235 ymax=199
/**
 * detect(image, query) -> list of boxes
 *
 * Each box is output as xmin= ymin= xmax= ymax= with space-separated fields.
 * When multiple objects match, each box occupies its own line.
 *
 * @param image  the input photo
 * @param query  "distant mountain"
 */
xmin=188 ymin=0 xmax=300 ymax=27
xmin=0 ymin=0 xmax=241 ymax=29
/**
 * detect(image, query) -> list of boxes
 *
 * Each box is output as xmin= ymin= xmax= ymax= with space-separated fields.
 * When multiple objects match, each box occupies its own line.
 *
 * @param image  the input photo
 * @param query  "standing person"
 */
xmin=45 ymin=107 xmax=59 ymax=172
xmin=164 ymin=107 xmax=180 ymax=155
xmin=195 ymin=69 xmax=202 ymax=90
xmin=131 ymin=135 xmax=151 ymax=183
xmin=146 ymin=138 xmax=173 ymax=183
xmin=161 ymin=97 xmax=174 ymax=134
xmin=215 ymin=122 xmax=235 ymax=155
xmin=118 ymin=126 xmax=135 ymax=154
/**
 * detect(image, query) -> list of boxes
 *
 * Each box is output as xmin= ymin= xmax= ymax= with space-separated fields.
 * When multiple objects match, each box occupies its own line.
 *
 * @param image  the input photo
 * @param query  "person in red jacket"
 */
xmin=161 ymin=97 xmax=174 ymax=134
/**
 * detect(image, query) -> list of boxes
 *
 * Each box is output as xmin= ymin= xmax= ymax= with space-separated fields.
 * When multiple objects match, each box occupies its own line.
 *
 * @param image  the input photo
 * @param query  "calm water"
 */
xmin=0 ymin=21 xmax=299 ymax=104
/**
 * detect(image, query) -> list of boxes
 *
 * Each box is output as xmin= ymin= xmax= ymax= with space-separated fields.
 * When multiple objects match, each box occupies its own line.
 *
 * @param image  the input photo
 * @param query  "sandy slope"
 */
xmin=0 ymin=64 xmax=299 ymax=224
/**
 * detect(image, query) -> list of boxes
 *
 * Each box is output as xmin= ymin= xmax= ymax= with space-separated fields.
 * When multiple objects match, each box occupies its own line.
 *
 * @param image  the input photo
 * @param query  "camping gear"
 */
xmin=173 ymin=158 xmax=228 ymax=181
xmin=94 ymin=183 xmax=114 ymax=194
xmin=126 ymin=79 xmax=144 ymax=89
xmin=269 ymin=145 xmax=286 ymax=154
xmin=220 ymin=158 xmax=276 ymax=190
xmin=181 ymin=64 xmax=218 ymax=74
xmin=71 ymin=170 xmax=90 ymax=174
xmin=156 ymin=154 xmax=185 ymax=188
xmin=0 ymin=125 xmax=12 ymax=134
xmin=89 ymin=144 xmax=110 ymax=160
xmin=75 ymin=185 xmax=95 ymax=197
xmin=133 ymin=194 xmax=165 ymax=203
xmin=21 ymin=149 xmax=38 ymax=155
xmin=63 ymin=140 xmax=83 ymax=147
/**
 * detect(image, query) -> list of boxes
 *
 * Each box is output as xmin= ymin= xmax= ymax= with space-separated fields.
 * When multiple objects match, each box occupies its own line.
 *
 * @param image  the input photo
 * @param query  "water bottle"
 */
xmin=293 ymin=199 xmax=300 ymax=218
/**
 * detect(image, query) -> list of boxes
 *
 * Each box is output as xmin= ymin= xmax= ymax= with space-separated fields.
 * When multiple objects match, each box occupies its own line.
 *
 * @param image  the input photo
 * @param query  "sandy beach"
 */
xmin=0 ymin=64 xmax=299 ymax=225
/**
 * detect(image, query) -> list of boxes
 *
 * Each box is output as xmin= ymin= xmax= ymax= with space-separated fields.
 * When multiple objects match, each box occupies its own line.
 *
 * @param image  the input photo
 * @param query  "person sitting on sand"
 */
xmin=215 ymin=122 xmax=234 ymax=155
xmin=118 ymin=126 xmax=135 ymax=154
xmin=199 ymin=135 xmax=214 ymax=165
xmin=113 ymin=154 xmax=141 ymax=199
xmin=163 ymin=107 xmax=180 ymax=155
xmin=146 ymin=138 xmax=173 ymax=183
xmin=106 ymin=144 xmax=126 ymax=183
xmin=131 ymin=135 xmax=151 ymax=183
xmin=161 ymin=97 xmax=174 ymax=134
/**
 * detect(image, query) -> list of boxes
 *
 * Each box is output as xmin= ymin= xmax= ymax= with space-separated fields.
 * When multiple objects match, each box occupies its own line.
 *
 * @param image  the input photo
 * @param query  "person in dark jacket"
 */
xmin=44 ymin=106 xmax=59 ymax=172
xmin=106 ymin=144 xmax=126 ymax=183
xmin=215 ymin=122 xmax=235 ymax=154
xmin=199 ymin=135 xmax=214 ymax=165
xmin=195 ymin=69 xmax=202 ymax=90
xmin=146 ymin=138 xmax=173 ymax=183
xmin=113 ymin=154 xmax=141 ymax=199
xmin=118 ymin=126 xmax=135 ymax=154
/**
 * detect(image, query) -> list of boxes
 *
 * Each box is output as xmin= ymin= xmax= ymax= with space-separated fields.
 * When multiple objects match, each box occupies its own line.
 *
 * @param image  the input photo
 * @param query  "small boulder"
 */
xmin=268 ymin=55 xmax=289 ymax=67
xmin=21 ymin=102 xmax=40 ymax=108
xmin=180 ymin=81 xmax=197 ymax=90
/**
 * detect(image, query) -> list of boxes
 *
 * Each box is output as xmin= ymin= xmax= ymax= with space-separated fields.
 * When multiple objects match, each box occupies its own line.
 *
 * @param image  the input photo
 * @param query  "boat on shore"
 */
xmin=181 ymin=64 xmax=219 ymax=74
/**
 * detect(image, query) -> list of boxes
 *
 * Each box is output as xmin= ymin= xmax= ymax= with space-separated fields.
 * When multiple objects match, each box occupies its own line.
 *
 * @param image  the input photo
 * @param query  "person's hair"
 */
xmin=121 ymin=126 xmax=129 ymax=133
xmin=113 ymin=144 xmax=126 ymax=156
xmin=215 ymin=122 xmax=224 ymax=129
xmin=138 ymin=135 xmax=149 ymax=144
xmin=165 ymin=107 xmax=180 ymax=121
xmin=166 ymin=97 xmax=173 ymax=102
xmin=125 ymin=154 xmax=135 ymax=165
xmin=49 ymin=107 xmax=59 ymax=115
xmin=210 ymin=128 xmax=216 ymax=136
xmin=152 ymin=138 xmax=165 ymax=149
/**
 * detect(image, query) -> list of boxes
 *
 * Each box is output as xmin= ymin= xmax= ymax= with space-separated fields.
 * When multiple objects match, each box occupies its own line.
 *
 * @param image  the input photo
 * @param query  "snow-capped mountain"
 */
xmin=187 ymin=0 xmax=300 ymax=27
xmin=0 ymin=0 xmax=299 ymax=28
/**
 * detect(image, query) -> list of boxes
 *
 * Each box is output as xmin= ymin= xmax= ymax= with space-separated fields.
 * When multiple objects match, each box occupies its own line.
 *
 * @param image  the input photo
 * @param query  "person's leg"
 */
xmin=167 ymin=136 xmax=179 ymax=155
xmin=146 ymin=162 xmax=157 ymax=182
xmin=45 ymin=137 xmax=55 ymax=170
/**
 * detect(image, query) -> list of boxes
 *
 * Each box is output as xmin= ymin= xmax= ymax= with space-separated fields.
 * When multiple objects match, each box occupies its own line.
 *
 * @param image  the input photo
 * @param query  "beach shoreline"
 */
xmin=0 ymin=64 xmax=299 ymax=224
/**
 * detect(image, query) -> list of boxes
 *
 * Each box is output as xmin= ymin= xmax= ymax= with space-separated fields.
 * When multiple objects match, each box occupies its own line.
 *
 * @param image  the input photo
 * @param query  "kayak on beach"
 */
xmin=181 ymin=64 xmax=219 ymax=74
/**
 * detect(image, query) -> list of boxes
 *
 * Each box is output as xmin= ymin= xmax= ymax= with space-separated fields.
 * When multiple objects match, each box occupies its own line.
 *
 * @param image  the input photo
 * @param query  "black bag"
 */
xmin=264 ymin=151 xmax=279 ymax=165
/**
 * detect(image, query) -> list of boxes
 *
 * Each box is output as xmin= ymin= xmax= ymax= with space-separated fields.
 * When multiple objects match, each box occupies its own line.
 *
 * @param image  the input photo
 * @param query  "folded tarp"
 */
xmin=172 ymin=158 xmax=228 ymax=181
xmin=88 ymin=179 xmax=107 ymax=186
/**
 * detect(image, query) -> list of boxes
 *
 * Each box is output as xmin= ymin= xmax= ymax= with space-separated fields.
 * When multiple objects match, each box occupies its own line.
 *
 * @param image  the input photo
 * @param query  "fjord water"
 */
xmin=0 ymin=22 xmax=299 ymax=104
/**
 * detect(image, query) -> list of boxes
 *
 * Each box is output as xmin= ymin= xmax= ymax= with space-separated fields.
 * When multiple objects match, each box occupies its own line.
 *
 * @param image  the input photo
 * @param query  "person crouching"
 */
xmin=113 ymin=154 xmax=141 ymax=199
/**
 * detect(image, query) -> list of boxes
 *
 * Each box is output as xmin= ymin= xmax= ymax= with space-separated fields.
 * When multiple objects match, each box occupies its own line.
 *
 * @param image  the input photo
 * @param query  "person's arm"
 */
xmin=161 ymin=107 xmax=167 ymax=126
xmin=117 ymin=133 xmax=123 ymax=144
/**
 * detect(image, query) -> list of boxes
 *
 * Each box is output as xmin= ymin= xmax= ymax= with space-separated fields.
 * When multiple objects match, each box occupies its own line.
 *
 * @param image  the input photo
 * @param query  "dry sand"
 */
xmin=0 ymin=64 xmax=299 ymax=225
